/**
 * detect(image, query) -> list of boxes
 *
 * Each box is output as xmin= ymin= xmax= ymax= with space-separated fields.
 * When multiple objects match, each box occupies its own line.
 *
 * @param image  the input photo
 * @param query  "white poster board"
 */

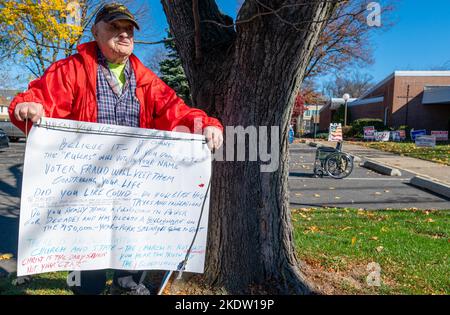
xmin=415 ymin=135 xmax=436 ymax=148
xmin=18 ymin=118 xmax=211 ymax=276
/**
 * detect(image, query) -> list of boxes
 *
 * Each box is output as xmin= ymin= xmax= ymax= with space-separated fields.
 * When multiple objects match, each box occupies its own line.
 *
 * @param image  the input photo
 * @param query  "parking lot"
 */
xmin=1 ymin=140 xmax=449 ymax=257
xmin=0 ymin=141 xmax=24 ymax=257
xmin=289 ymin=143 xmax=450 ymax=210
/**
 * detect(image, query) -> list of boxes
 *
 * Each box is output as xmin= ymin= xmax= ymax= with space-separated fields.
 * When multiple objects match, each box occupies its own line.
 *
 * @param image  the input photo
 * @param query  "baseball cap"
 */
xmin=94 ymin=3 xmax=140 ymax=30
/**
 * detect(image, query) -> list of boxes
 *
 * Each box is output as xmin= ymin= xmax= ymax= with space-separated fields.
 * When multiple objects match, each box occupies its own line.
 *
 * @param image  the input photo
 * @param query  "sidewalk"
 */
xmin=303 ymin=139 xmax=450 ymax=185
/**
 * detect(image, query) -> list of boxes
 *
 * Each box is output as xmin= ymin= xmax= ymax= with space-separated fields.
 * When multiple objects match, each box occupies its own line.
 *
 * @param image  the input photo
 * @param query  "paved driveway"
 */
xmin=1 ymin=141 xmax=449 ymax=258
xmin=0 ymin=141 xmax=24 ymax=256
xmin=288 ymin=143 xmax=450 ymax=210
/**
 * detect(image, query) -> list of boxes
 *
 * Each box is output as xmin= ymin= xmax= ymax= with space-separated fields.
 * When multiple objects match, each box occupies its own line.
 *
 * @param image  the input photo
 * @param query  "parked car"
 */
xmin=0 ymin=120 xmax=25 ymax=142
xmin=0 ymin=128 xmax=9 ymax=149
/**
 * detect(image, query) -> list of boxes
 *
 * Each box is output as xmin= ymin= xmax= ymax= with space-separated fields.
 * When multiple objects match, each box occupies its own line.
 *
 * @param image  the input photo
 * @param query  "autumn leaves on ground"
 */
xmin=1 ymin=208 xmax=448 ymax=295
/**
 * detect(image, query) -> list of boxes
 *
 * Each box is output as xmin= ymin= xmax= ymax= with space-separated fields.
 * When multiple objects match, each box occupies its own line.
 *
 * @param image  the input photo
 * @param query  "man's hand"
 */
xmin=204 ymin=126 xmax=223 ymax=151
xmin=14 ymin=102 xmax=45 ymax=123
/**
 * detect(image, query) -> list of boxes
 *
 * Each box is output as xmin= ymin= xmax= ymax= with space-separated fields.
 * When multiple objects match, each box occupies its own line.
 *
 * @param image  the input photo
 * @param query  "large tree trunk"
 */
xmin=162 ymin=0 xmax=338 ymax=294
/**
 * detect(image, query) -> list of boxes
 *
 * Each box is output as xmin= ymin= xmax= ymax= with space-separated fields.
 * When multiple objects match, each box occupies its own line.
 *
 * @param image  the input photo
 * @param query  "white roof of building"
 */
xmin=329 ymin=97 xmax=357 ymax=110
xmin=348 ymin=96 xmax=384 ymax=107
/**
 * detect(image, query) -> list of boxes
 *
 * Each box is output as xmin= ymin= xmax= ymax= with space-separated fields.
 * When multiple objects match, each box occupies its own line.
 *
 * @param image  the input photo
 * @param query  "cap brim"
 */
xmin=104 ymin=14 xmax=140 ymax=30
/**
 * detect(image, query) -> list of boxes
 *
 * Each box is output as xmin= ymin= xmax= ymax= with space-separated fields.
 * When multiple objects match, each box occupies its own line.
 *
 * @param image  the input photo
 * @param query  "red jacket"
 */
xmin=9 ymin=41 xmax=223 ymax=134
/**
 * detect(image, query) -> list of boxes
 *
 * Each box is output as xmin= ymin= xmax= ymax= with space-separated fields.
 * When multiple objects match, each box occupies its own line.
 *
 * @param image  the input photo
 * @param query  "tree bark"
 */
xmin=162 ymin=0 xmax=338 ymax=294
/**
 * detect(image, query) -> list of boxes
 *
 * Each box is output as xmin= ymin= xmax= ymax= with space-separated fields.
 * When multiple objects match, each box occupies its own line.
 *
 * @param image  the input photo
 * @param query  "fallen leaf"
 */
xmin=426 ymin=218 xmax=435 ymax=223
xmin=305 ymin=226 xmax=320 ymax=234
xmin=341 ymin=226 xmax=352 ymax=231
xmin=351 ymin=237 xmax=357 ymax=246
xmin=376 ymin=246 xmax=384 ymax=252
xmin=0 ymin=253 xmax=13 ymax=260
xmin=370 ymin=236 xmax=379 ymax=241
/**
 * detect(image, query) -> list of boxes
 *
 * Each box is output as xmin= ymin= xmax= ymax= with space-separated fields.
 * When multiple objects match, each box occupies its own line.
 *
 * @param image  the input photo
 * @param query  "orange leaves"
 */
xmin=0 ymin=253 xmax=13 ymax=260
xmin=305 ymin=225 xmax=320 ymax=234
xmin=0 ymin=0 xmax=83 ymax=63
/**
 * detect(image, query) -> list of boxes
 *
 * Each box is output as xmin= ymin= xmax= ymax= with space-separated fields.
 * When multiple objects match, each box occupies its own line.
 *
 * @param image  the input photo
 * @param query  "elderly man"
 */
xmin=9 ymin=3 xmax=223 ymax=295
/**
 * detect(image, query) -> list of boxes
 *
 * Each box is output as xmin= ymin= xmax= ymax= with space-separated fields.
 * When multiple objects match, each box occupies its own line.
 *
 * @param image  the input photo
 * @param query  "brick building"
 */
xmin=347 ymin=71 xmax=450 ymax=131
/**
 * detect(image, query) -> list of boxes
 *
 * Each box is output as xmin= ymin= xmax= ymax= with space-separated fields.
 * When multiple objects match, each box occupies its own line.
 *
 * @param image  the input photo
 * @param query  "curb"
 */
xmin=307 ymin=142 xmax=323 ymax=148
xmin=361 ymin=160 xmax=402 ymax=176
xmin=409 ymin=176 xmax=450 ymax=199
xmin=350 ymin=155 xmax=362 ymax=163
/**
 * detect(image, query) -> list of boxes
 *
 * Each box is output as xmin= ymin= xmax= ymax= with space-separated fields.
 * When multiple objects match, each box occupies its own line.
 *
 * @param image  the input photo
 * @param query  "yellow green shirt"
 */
xmin=107 ymin=62 xmax=126 ymax=89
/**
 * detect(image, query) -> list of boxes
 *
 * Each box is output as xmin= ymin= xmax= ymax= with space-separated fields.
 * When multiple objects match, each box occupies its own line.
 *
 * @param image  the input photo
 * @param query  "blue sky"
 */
xmin=137 ymin=0 xmax=450 ymax=86
xmin=7 ymin=0 xmax=450 ymax=89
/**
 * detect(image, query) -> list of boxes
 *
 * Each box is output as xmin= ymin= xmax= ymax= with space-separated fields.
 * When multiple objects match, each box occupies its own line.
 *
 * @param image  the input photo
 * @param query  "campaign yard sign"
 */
xmin=411 ymin=129 xmax=427 ymax=141
xmin=415 ymin=135 xmax=436 ymax=148
xmin=375 ymin=131 xmax=390 ymax=142
xmin=17 ymin=118 xmax=211 ymax=276
xmin=328 ymin=123 xmax=343 ymax=142
xmin=391 ymin=130 xmax=406 ymax=142
xmin=363 ymin=126 xmax=376 ymax=140
xmin=431 ymin=131 xmax=448 ymax=141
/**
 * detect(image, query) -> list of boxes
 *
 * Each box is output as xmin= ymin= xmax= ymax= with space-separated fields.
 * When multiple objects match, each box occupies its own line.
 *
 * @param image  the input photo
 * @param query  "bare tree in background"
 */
xmin=323 ymin=71 xmax=374 ymax=98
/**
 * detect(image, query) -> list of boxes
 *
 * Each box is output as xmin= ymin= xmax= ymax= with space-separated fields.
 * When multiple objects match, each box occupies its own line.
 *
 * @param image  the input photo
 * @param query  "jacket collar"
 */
xmin=77 ymin=41 xmax=153 ymax=87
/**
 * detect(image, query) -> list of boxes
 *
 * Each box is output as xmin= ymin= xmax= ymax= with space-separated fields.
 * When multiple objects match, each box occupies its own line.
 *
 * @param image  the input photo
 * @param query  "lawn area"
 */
xmin=292 ymin=207 xmax=450 ymax=295
xmin=0 ymin=272 xmax=71 ymax=295
xmin=351 ymin=141 xmax=450 ymax=165
xmin=1 ymin=208 xmax=449 ymax=295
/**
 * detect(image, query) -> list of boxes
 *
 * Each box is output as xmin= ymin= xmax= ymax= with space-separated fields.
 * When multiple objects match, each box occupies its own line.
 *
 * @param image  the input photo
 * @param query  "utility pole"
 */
xmin=397 ymin=85 xmax=410 ymax=126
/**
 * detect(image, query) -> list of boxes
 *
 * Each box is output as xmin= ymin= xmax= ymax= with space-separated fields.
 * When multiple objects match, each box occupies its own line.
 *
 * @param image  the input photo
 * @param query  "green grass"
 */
xmin=353 ymin=141 xmax=450 ymax=165
xmin=0 ymin=270 xmax=117 ymax=295
xmin=292 ymin=208 xmax=450 ymax=295
xmin=1 ymin=208 xmax=449 ymax=295
xmin=0 ymin=272 xmax=71 ymax=295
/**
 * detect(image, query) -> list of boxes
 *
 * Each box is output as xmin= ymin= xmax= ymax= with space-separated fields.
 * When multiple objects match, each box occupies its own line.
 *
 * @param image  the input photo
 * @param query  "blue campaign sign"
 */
xmin=411 ymin=129 xmax=426 ymax=141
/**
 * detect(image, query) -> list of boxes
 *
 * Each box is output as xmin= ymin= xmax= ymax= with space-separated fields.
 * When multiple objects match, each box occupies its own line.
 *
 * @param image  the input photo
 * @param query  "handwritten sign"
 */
xmin=17 ymin=118 xmax=211 ymax=276
xmin=431 ymin=131 xmax=448 ymax=141
xmin=415 ymin=135 xmax=436 ymax=148
xmin=328 ymin=123 xmax=343 ymax=142
xmin=375 ymin=131 xmax=390 ymax=142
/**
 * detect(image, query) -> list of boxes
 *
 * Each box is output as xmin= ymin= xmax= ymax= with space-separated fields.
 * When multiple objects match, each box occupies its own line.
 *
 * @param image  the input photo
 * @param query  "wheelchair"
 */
xmin=313 ymin=141 xmax=354 ymax=179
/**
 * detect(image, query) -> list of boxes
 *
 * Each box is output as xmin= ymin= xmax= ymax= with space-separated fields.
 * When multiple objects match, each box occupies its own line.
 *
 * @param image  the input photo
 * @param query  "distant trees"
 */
xmin=323 ymin=71 xmax=374 ymax=99
xmin=158 ymin=33 xmax=191 ymax=104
